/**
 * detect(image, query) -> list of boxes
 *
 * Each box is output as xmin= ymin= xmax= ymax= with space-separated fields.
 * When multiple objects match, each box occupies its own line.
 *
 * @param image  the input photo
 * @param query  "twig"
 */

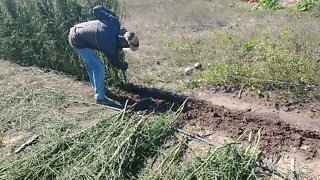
xmin=15 ymin=135 xmax=39 ymax=154
xmin=68 ymin=100 xmax=124 ymax=111
xmin=290 ymin=158 xmax=297 ymax=180
xmin=174 ymin=128 xmax=219 ymax=148
xmin=238 ymin=89 xmax=243 ymax=99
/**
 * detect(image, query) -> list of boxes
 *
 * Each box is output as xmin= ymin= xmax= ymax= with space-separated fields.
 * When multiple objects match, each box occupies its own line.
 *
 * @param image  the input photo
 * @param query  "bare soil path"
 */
xmin=114 ymin=86 xmax=320 ymax=178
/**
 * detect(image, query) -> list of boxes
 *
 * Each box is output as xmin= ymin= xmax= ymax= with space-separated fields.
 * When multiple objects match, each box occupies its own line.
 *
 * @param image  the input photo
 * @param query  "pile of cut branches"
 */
xmin=0 ymin=102 xmax=283 ymax=179
xmin=0 ymin=104 xmax=181 ymax=179
xmin=141 ymin=132 xmax=263 ymax=180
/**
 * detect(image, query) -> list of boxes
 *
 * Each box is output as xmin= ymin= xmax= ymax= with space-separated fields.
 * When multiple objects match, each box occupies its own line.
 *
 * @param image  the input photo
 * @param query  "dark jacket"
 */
xmin=69 ymin=6 xmax=126 ymax=69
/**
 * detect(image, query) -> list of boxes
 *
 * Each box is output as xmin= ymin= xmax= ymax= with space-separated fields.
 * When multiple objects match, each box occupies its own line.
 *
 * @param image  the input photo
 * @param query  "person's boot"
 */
xmin=96 ymin=98 xmax=116 ymax=106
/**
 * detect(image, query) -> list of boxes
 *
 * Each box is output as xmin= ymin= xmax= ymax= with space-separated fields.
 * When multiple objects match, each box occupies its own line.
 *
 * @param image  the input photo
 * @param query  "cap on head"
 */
xmin=124 ymin=31 xmax=139 ymax=51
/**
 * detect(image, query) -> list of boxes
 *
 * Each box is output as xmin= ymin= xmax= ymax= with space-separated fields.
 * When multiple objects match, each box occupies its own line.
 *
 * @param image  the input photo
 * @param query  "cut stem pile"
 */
xmin=141 ymin=133 xmax=262 ymax=180
xmin=0 ymin=105 xmax=182 ymax=179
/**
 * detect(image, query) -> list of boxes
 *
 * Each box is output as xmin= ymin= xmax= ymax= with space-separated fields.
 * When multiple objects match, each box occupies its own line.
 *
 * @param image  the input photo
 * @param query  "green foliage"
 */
xmin=185 ymin=79 xmax=200 ymax=89
xmin=243 ymin=40 xmax=257 ymax=52
xmin=297 ymin=0 xmax=319 ymax=11
xmin=192 ymin=26 xmax=320 ymax=102
xmin=0 ymin=0 xmax=126 ymax=86
xmin=256 ymin=0 xmax=283 ymax=10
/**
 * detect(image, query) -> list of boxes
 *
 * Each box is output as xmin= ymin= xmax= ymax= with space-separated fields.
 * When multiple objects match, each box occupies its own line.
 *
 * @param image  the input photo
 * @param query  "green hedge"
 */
xmin=0 ymin=0 xmax=125 ymax=84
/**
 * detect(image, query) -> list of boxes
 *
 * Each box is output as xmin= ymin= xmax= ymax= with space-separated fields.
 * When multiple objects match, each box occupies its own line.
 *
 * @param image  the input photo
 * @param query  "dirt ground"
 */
xmin=116 ymin=85 xmax=320 ymax=178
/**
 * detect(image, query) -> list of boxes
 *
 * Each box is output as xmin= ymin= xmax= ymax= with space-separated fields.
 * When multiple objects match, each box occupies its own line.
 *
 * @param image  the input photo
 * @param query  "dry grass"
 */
xmin=123 ymin=0 xmax=320 ymax=102
xmin=0 ymin=60 xmax=116 ymax=164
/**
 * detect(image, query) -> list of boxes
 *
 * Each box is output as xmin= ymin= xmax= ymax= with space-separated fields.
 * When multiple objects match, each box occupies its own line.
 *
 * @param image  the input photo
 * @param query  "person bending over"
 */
xmin=69 ymin=5 xmax=139 ymax=105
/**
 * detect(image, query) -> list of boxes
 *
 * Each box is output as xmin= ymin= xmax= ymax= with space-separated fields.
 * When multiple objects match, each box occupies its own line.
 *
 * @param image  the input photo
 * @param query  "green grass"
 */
xmin=297 ymin=0 xmax=320 ymax=11
xmin=256 ymin=0 xmax=283 ymax=10
xmin=189 ymin=24 xmax=320 ymax=103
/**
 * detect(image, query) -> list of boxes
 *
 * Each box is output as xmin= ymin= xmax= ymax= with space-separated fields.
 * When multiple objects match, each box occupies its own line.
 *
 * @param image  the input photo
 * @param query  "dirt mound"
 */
xmin=180 ymin=100 xmax=320 ymax=159
xmin=115 ymin=84 xmax=320 ymax=159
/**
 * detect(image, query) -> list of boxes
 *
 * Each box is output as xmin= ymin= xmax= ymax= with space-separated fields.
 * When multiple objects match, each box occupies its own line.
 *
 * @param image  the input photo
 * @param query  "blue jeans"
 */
xmin=73 ymin=48 xmax=106 ymax=100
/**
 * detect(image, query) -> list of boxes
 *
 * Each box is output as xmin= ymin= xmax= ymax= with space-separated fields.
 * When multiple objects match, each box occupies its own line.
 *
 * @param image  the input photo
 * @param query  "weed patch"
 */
xmin=255 ymin=0 xmax=284 ymax=10
xmin=190 ymin=25 xmax=320 ymax=103
xmin=297 ymin=0 xmax=320 ymax=11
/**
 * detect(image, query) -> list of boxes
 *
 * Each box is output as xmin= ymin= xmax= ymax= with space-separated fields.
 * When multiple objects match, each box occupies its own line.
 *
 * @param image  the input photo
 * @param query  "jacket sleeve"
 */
xmin=93 ymin=5 xmax=117 ymax=20
xmin=103 ymin=49 xmax=126 ymax=70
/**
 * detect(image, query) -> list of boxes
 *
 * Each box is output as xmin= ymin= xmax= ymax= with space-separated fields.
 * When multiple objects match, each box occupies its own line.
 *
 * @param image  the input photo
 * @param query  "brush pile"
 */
xmin=141 ymin=133 xmax=262 ymax=179
xmin=0 ymin=105 xmax=181 ymax=179
xmin=0 ymin=102 xmax=273 ymax=179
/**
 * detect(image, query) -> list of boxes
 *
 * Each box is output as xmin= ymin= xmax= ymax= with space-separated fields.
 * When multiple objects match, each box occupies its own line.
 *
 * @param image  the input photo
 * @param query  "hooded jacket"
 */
xmin=69 ymin=5 xmax=126 ymax=69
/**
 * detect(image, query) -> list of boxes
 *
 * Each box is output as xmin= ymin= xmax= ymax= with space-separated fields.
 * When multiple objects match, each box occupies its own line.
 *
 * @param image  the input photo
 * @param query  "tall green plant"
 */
xmin=0 ymin=0 xmax=126 ymax=86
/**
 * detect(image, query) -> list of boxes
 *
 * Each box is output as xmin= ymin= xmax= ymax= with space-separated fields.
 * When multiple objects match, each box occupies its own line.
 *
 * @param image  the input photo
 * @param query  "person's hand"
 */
xmin=120 ymin=62 xmax=128 ymax=71
xmin=109 ymin=10 xmax=117 ymax=17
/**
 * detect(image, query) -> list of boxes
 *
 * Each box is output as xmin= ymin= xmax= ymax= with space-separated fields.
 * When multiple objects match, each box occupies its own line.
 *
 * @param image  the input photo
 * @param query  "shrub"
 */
xmin=256 ymin=0 xmax=283 ymax=10
xmin=0 ymin=0 xmax=126 ymax=86
xmin=297 ymin=0 xmax=319 ymax=11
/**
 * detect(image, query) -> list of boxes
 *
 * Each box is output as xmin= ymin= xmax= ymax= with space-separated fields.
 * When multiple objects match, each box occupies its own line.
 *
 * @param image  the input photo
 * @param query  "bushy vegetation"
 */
xmin=297 ymin=0 xmax=320 ymax=11
xmin=256 ymin=0 xmax=283 ymax=10
xmin=0 ymin=0 xmax=126 ymax=86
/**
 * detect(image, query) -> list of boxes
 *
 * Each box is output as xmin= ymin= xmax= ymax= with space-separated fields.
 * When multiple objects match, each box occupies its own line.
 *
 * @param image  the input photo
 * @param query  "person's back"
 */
xmin=69 ymin=8 xmax=120 ymax=60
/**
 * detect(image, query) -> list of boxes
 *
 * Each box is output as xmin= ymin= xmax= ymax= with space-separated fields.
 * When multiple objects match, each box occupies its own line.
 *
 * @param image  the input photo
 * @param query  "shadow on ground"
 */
xmin=105 ymin=83 xmax=189 ymax=114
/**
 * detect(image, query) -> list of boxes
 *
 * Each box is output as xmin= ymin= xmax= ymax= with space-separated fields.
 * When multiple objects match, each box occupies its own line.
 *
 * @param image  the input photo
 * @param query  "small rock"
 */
xmin=213 ymin=113 xmax=221 ymax=117
xmin=194 ymin=63 xmax=202 ymax=70
xmin=301 ymin=145 xmax=309 ymax=151
xmin=311 ymin=108 xmax=317 ymax=112
xmin=155 ymin=60 xmax=160 ymax=65
xmin=284 ymin=107 xmax=291 ymax=112
xmin=223 ymin=86 xmax=232 ymax=93
xmin=184 ymin=67 xmax=194 ymax=76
